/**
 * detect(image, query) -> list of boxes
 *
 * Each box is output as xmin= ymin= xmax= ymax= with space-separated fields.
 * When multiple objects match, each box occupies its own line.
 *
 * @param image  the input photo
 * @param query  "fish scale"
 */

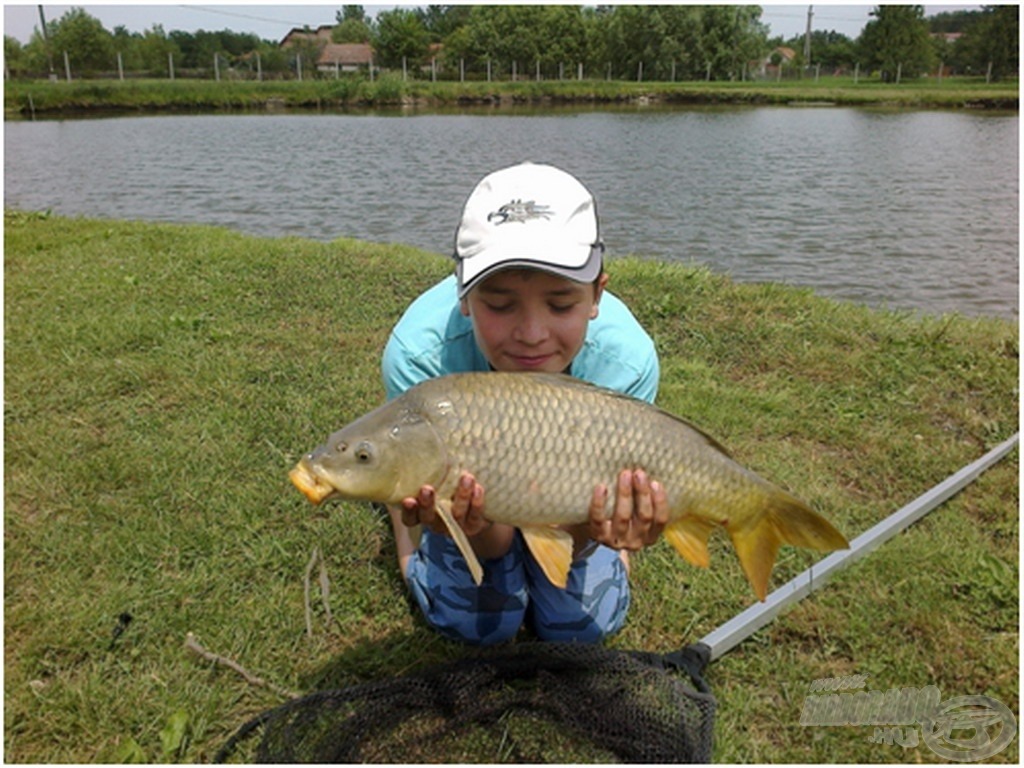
xmin=290 ymin=371 xmax=848 ymax=599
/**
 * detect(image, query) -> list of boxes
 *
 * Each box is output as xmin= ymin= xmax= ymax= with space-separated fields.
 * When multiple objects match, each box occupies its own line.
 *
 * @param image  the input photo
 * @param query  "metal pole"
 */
xmin=117 ymin=51 xmax=123 ymax=81
xmin=63 ymin=50 xmax=71 ymax=82
xmin=699 ymin=433 xmax=1019 ymax=662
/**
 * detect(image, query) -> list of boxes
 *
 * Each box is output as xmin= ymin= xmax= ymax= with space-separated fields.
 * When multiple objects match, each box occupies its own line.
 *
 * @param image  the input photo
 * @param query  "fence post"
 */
xmin=402 ymin=56 xmax=407 ymax=81
xmin=536 ymin=59 xmax=540 ymax=82
xmin=214 ymin=53 xmax=220 ymax=81
xmin=63 ymin=50 xmax=71 ymax=82
xmin=169 ymin=52 xmax=175 ymax=80
xmin=257 ymin=52 xmax=262 ymax=82
xmin=487 ymin=58 xmax=491 ymax=82
xmin=296 ymin=54 xmax=301 ymax=81
xmin=671 ymin=60 xmax=676 ymax=82
xmin=637 ymin=60 xmax=642 ymax=82
xmin=854 ymin=61 xmax=859 ymax=84
xmin=432 ymin=56 xmax=436 ymax=82
xmin=117 ymin=51 xmax=124 ymax=81
xmin=460 ymin=58 xmax=464 ymax=83
xmin=707 ymin=61 xmax=712 ymax=81
xmin=578 ymin=62 xmax=582 ymax=80
xmin=896 ymin=62 xmax=902 ymax=84
xmin=369 ymin=54 xmax=374 ymax=82
xmin=986 ymin=61 xmax=993 ymax=83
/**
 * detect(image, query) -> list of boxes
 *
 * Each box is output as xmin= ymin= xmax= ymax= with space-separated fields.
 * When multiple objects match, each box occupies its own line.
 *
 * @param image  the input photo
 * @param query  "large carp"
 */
xmin=290 ymin=372 xmax=848 ymax=600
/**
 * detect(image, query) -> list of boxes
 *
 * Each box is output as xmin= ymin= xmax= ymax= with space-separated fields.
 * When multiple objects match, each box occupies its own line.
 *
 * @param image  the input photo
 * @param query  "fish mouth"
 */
xmin=289 ymin=462 xmax=337 ymax=505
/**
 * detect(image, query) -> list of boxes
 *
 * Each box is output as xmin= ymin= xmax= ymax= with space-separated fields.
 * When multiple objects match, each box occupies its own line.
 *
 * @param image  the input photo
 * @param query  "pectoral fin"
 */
xmin=433 ymin=500 xmax=484 ymax=586
xmin=521 ymin=527 xmax=574 ymax=589
xmin=663 ymin=515 xmax=717 ymax=568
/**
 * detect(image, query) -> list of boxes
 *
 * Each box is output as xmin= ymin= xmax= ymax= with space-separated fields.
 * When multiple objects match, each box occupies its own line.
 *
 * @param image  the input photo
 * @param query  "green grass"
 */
xmin=5 ymin=75 xmax=1018 ymax=116
xmin=4 ymin=210 xmax=1018 ymax=762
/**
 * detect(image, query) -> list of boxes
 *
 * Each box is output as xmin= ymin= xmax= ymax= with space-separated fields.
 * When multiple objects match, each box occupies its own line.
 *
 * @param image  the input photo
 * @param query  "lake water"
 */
xmin=4 ymin=107 xmax=1018 ymax=319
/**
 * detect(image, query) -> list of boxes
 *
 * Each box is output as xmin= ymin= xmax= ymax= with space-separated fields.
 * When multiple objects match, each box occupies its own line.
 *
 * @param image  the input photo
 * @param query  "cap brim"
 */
xmin=457 ymin=244 xmax=603 ymax=298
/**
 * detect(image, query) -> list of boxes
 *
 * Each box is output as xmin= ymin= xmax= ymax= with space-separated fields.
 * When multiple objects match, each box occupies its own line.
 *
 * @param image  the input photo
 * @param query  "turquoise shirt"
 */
xmin=382 ymin=275 xmax=659 ymax=403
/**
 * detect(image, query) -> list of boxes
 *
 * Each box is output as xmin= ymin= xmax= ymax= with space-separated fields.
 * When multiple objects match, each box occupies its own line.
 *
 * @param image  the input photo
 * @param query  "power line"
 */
xmin=183 ymin=5 xmax=328 ymax=29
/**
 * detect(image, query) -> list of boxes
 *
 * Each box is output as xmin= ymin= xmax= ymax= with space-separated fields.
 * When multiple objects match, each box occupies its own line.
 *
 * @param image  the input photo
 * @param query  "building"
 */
xmin=279 ymin=26 xmax=373 ymax=73
xmin=317 ymin=43 xmax=373 ymax=73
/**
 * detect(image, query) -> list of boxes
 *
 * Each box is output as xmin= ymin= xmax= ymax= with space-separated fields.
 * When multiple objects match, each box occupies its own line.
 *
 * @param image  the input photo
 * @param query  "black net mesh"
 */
xmin=217 ymin=641 xmax=715 ymax=763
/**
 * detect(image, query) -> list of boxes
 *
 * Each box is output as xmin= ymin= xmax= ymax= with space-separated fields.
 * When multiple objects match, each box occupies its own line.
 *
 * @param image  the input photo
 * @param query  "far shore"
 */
xmin=5 ymin=76 xmax=1018 ymax=118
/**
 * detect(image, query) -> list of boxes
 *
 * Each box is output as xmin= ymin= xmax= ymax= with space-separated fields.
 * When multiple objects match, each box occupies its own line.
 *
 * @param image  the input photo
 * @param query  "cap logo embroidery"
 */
xmin=487 ymin=199 xmax=552 ymax=225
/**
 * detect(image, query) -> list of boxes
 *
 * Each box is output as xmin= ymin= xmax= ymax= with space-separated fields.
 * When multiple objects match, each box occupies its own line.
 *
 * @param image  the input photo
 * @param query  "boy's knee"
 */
xmin=406 ymin=533 xmax=528 ymax=645
xmin=527 ymin=549 xmax=631 ymax=643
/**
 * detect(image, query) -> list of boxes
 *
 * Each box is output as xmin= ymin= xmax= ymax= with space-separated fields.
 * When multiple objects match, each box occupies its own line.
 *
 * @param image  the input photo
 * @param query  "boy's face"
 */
xmin=461 ymin=268 xmax=607 ymax=374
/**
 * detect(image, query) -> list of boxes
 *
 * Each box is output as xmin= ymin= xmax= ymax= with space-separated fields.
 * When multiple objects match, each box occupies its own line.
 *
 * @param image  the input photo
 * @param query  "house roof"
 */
xmin=318 ymin=43 xmax=374 ymax=66
xmin=280 ymin=25 xmax=335 ymax=47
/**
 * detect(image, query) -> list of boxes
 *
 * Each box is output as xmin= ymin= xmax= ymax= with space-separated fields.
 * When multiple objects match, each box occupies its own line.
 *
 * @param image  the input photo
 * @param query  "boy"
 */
xmin=382 ymin=162 xmax=669 ymax=645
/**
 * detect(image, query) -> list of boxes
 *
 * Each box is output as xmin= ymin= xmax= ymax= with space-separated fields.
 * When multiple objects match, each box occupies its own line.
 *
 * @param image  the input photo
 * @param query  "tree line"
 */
xmin=4 ymin=5 xmax=1019 ymax=83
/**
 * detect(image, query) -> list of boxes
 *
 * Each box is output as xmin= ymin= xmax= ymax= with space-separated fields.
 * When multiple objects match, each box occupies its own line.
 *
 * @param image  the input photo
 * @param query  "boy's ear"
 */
xmin=591 ymin=273 xmax=609 ymax=318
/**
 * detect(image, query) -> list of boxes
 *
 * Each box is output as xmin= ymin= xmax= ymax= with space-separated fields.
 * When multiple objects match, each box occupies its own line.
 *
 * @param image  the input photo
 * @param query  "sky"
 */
xmin=3 ymin=3 xmax=985 ymax=46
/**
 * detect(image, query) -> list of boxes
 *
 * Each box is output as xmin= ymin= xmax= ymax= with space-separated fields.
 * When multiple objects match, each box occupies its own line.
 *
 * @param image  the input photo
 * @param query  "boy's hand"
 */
xmin=588 ymin=469 xmax=669 ymax=551
xmin=400 ymin=472 xmax=489 ymax=537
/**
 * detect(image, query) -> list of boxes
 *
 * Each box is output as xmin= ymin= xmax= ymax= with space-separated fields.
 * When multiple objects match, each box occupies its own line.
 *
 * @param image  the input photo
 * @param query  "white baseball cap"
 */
xmin=454 ymin=162 xmax=604 ymax=298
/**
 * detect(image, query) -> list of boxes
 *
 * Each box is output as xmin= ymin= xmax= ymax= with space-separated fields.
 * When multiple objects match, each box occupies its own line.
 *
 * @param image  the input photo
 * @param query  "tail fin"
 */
xmin=728 ymin=490 xmax=849 ymax=601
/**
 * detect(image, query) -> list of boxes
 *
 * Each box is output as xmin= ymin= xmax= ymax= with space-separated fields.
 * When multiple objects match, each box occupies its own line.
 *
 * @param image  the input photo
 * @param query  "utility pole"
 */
xmin=38 ymin=5 xmax=56 ymax=80
xmin=803 ymin=5 xmax=813 ymax=68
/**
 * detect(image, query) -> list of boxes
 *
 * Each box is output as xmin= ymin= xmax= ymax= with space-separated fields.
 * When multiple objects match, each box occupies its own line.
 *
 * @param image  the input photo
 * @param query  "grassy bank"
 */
xmin=5 ymin=75 xmax=1019 ymax=116
xmin=4 ymin=210 xmax=1018 ymax=762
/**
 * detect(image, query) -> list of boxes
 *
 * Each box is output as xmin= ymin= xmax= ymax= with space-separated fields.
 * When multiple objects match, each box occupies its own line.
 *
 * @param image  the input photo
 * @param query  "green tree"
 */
xmin=109 ymin=25 xmax=143 ymax=71
xmin=601 ymin=5 xmax=669 ymax=80
xmin=858 ymin=5 xmax=936 ymax=81
xmin=373 ymin=8 xmax=429 ymax=69
xmin=416 ymin=4 xmax=473 ymax=42
xmin=696 ymin=5 xmax=767 ymax=80
xmin=334 ymin=5 xmax=372 ymax=43
xmin=49 ymin=7 xmax=114 ymax=73
xmin=956 ymin=5 xmax=1019 ymax=80
xmin=537 ymin=5 xmax=588 ymax=76
xmin=791 ymin=29 xmax=857 ymax=72
xmin=138 ymin=25 xmax=180 ymax=75
xmin=4 ymin=35 xmax=27 ymax=76
xmin=927 ymin=9 xmax=979 ymax=33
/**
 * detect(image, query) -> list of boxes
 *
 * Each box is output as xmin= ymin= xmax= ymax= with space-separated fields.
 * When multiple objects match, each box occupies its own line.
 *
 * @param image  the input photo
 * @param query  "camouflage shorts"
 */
xmin=405 ymin=530 xmax=630 ymax=645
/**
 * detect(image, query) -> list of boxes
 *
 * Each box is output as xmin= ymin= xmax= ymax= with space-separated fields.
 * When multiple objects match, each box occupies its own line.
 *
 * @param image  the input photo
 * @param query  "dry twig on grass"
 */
xmin=185 ymin=632 xmax=299 ymax=700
